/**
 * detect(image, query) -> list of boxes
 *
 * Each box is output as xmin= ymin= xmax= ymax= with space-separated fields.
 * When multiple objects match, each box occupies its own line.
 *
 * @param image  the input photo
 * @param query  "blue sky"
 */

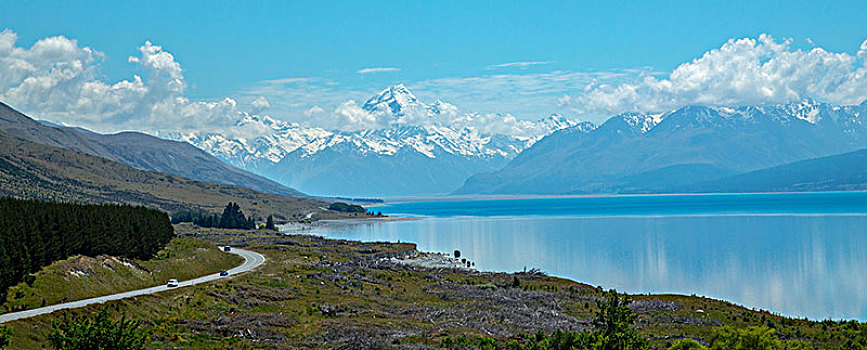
xmin=1 ymin=0 xmax=867 ymax=132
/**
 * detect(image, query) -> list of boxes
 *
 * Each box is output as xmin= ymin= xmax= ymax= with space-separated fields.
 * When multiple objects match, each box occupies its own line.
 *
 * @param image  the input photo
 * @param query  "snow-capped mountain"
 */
xmin=458 ymin=99 xmax=867 ymax=195
xmin=176 ymin=85 xmax=581 ymax=196
xmin=361 ymin=84 xmax=432 ymax=116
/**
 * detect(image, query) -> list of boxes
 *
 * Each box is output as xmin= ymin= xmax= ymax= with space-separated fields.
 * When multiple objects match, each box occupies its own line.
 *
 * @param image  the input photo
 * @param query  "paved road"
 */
xmin=0 ymin=247 xmax=265 ymax=324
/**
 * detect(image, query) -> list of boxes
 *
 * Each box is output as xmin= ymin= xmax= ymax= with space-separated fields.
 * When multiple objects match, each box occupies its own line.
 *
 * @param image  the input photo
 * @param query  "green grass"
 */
xmin=0 ymin=237 xmax=243 ymax=314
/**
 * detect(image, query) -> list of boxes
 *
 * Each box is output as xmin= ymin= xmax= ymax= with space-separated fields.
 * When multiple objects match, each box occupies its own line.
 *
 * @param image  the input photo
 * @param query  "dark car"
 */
xmin=219 ymin=270 xmax=229 ymax=276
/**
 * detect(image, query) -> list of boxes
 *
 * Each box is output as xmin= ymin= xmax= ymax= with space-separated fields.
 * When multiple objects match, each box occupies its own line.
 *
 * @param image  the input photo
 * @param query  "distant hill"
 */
xmin=0 ymin=102 xmax=303 ymax=197
xmin=458 ymin=100 xmax=867 ymax=194
xmin=683 ymin=148 xmax=867 ymax=193
xmin=0 ymin=130 xmax=337 ymax=221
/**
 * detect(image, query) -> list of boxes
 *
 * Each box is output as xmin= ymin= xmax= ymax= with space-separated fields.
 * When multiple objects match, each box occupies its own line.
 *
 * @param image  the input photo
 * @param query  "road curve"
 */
xmin=0 ymin=247 xmax=265 ymax=324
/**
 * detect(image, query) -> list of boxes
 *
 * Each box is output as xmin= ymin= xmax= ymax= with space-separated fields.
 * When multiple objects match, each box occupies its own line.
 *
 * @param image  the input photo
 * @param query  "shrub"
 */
xmin=0 ymin=325 xmax=11 ymax=349
xmin=708 ymin=326 xmax=786 ymax=350
xmin=668 ymin=339 xmax=707 ymax=349
xmin=45 ymin=308 xmax=148 ymax=350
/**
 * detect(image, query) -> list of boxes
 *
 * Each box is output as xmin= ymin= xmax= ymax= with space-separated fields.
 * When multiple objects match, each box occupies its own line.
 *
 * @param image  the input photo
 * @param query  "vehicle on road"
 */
xmin=167 ymin=279 xmax=179 ymax=287
xmin=223 ymin=246 xmax=231 ymax=252
xmin=219 ymin=270 xmax=229 ymax=276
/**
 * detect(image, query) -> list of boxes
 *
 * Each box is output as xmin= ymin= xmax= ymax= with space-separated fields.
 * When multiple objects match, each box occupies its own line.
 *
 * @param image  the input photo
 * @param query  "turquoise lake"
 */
xmin=288 ymin=192 xmax=867 ymax=320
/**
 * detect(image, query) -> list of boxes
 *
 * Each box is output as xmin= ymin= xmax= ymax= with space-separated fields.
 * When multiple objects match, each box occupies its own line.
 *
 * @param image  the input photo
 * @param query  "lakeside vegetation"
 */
xmin=0 ymin=198 xmax=174 ymax=300
xmin=3 ymin=229 xmax=865 ymax=349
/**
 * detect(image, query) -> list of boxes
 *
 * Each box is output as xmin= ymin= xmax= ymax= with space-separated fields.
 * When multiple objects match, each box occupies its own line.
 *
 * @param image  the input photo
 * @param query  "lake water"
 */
xmin=286 ymin=192 xmax=867 ymax=321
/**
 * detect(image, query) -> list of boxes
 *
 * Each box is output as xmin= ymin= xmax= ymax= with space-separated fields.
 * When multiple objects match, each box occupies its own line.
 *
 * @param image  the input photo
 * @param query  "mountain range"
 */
xmin=0 ymin=103 xmax=356 ymax=220
xmin=177 ymin=85 xmax=587 ymax=196
xmin=683 ymin=147 xmax=867 ymax=193
xmin=457 ymin=100 xmax=867 ymax=194
xmin=8 ymin=88 xmax=867 ymax=199
xmin=0 ymin=128 xmax=333 ymax=220
xmin=0 ymin=102 xmax=303 ymax=197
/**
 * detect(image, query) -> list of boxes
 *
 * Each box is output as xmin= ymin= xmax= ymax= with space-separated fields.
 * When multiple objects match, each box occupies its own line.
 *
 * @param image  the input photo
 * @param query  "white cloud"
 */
xmin=250 ymin=95 xmax=270 ymax=113
xmin=329 ymin=100 xmax=385 ymax=131
xmin=486 ymin=61 xmax=551 ymax=69
xmin=0 ymin=29 xmax=241 ymax=133
xmin=566 ymin=34 xmax=867 ymax=118
xmin=408 ymin=71 xmax=637 ymax=120
xmin=859 ymin=38 xmax=867 ymax=60
xmin=357 ymin=67 xmax=400 ymax=74
xmin=449 ymin=113 xmax=539 ymax=138
xmin=303 ymin=105 xmax=324 ymax=117
xmin=6 ymin=29 xmax=866 ymax=139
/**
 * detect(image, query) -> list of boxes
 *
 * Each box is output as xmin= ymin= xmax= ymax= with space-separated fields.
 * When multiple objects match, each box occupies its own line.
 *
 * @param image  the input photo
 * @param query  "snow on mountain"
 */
xmin=361 ymin=84 xmax=423 ymax=115
xmin=458 ymin=99 xmax=867 ymax=195
xmin=180 ymin=85 xmax=575 ymax=167
xmin=173 ymin=85 xmax=581 ymax=195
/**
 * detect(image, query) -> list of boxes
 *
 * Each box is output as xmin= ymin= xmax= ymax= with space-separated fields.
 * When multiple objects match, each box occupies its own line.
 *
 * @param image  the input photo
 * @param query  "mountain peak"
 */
xmin=362 ymin=84 xmax=420 ymax=115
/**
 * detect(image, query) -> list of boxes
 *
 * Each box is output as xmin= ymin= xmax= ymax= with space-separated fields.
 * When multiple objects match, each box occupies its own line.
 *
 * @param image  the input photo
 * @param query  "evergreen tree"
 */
xmin=217 ymin=202 xmax=255 ymax=229
xmin=265 ymin=215 xmax=277 ymax=230
xmin=0 ymin=198 xmax=175 ymax=298
xmin=592 ymin=289 xmax=649 ymax=350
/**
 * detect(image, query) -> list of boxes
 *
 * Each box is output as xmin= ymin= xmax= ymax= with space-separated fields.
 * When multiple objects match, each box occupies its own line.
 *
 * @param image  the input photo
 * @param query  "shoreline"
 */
xmin=319 ymin=216 xmax=422 ymax=223
xmin=371 ymin=189 xmax=867 ymax=205
xmin=282 ymin=217 xmax=865 ymax=323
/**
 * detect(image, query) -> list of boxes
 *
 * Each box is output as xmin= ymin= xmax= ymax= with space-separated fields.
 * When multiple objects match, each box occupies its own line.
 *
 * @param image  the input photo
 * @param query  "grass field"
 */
xmin=2 ymin=231 xmax=865 ymax=349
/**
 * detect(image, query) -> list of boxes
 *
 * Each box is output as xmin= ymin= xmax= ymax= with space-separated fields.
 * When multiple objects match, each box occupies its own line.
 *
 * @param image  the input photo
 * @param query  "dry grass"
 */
xmin=2 ymin=232 xmax=863 ymax=349
xmin=0 ymin=131 xmax=355 ymax=221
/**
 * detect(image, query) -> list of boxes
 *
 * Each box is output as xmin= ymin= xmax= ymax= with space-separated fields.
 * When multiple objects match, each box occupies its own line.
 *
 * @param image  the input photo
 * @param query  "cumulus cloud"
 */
xmin=303 ymin=105 xmax=325 ymax=117
xmin=6 ymin=29 xmax=867 ymax=139
xmin=250 ymin=95 xmax=270 ymax=113
xmin=486 ymin=61 xmax=551 ymax=69
xmin=566 ymin=34 xmax=867 ymax=118
xmin=357 ymin=67 xmax=400 ymax=74
xmin=329 ymin=100 xmax=386 ymax=131
xmin=448 ymin=113 xmax=539 ymax=138
xmin=0 ymin=29 xmax=242 ymax=133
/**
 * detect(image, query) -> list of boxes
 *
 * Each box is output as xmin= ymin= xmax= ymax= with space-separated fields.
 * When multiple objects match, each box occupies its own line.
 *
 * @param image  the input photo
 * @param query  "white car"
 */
xmin=167 ymin=279 xmax=179 ymax=287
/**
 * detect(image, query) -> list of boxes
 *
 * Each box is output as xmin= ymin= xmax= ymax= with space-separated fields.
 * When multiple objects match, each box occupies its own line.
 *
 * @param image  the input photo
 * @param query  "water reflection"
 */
xmin=292 ymin=214 xmax=867 ymax=320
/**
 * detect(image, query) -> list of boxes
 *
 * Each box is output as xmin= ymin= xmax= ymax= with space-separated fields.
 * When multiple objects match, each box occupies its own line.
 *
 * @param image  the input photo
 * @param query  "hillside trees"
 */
xmin=328 ymin=202 xmax=366 ymax=213
xmin=169 ymin=210 xmax=219 ymax=227
xmin=219 ymin=202 xmax=254 ymax=229
xmin=0 ymin=197 xmax=175 ymax=299
xmin=171 ymin=202 xmax=255 ymax=230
